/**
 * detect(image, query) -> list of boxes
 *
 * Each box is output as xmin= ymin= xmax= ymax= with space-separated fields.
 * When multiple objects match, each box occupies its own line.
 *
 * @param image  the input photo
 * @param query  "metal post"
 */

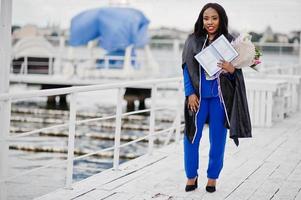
xmin=24 ymin=56 xmax=28 ymax=74
xmin=123 ymin=45 xmax=133 ymax=74
xmin=173 ymin=39 xmax=181 ymax=68
xmin=104 ymin=56 xmax=109 ymax=69
xmin=299 ymin=32 xmax=301 ymax=66
xmin=0 ymin=100 xmax=11 ymax=200
xmin=279 ymin=45 xmax=282 ymax=58
xmin=0 ymin=0 xmax=12 ymax=199
xmin=113 ymin=87 xmax=123 ymax=170
xmin=48 ymin=57 xmax=53 ymax=75
xmin=58 ymin=36 xmax=65 ymax=74
xmin=148 ymin=84 xmax=157 ymax=155
xmin=175 ymin=80 xmax=183 ymax=144
xmin=65 ymin=93 xmax=77 ymax=189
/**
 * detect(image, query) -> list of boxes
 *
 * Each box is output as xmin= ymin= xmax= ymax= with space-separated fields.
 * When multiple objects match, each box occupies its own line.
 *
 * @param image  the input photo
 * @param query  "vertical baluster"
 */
xmin=113 ymin=87 xmax=123 ymax=170
xmin=65 ymin=93 xmax=77 ymax=189
xmin=0 ymin=100 xmax=11 ymax=200
xmin=0 ymin=1 xmax=12 ymax=199
xmin=58 ymin=36 xmax=65 ymax=74
xmin=175 ymin=80 xmax=183 ymax=143
xmin=24 ymin=56 xmax=28 ymax=74
xmin=149 ymin=84 xmax=157 ymax=155
xmin=299 ymin=32 xmax=301 ymax=66
xmin=104 ymin=56 xmax=109 ymax=69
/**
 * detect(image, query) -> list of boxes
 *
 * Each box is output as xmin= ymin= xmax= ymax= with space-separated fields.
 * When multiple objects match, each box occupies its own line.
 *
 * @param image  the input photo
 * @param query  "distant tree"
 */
xmin=248 ymin=31 xmax=263 ymax=42
xmin=288 ymin=31 xmax=300 ymax=43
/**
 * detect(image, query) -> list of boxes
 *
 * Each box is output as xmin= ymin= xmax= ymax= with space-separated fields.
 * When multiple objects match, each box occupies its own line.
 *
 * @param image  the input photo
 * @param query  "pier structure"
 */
xmin=1 ymin=1 xmax=301 ymax=199
xmin=36 ymin=112 xmax=301 ymax=200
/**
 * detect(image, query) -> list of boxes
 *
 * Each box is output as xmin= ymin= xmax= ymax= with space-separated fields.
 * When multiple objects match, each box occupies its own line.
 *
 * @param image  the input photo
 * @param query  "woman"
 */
xmin=182 ymin=3 xmax=252 ymax=193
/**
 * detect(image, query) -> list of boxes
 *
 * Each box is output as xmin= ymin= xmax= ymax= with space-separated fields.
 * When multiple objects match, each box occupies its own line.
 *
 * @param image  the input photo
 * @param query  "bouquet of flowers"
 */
xmin=231 ymin=33 xmax=262 ymax=70
xmin=250 ymin=47 xmax=262 ymax=70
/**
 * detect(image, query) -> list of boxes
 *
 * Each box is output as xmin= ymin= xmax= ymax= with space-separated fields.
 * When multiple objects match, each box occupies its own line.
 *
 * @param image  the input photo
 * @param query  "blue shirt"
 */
xmin=183 ymin=64 xmax=218 ymax=98
xmin=200 ymin=67 xmax=219 ymax=98
xmin=183 ymin=65 xmax=195 ymax=97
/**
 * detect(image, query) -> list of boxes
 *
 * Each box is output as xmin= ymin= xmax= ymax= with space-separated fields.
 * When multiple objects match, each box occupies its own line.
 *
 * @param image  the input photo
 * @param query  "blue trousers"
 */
xmin=184 ymin=97 xmax=227 ymax=179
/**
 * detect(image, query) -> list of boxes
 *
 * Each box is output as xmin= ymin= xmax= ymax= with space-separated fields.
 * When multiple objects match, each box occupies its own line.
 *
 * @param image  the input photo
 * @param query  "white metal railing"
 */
xmin=10 ymin=36 xmax=301 ymax=82
xmin=39 ymin=36 xmax=301 ymax=61
xmin=11 ymin=47 xmax=134 ymax=76
xmin=0 ymin=77 xmax=184 ymax=194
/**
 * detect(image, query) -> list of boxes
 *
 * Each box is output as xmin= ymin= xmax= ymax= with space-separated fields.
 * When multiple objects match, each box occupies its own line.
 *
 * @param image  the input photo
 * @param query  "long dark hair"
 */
xmin=194 ymin=3 xmax=229 ymax=39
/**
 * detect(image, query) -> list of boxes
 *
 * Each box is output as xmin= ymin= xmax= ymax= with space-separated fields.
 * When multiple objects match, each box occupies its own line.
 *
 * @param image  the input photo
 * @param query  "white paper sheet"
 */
xmin=194 ymin=34 xmax=238 ymax=77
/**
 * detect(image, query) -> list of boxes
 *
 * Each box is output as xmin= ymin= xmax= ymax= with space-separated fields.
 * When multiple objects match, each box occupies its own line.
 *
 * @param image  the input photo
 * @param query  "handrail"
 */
xmin=8 ymin=123 xmax=68 ymax=139
xmin=8 ymin=105 xmax=176 ymax=140
xmin=0 ymin=123 xmax=184 ymax=184
xmin=0 ymin=77 xmax=181 ymax=101
xmin=42 ymin=35 xmax=301 ymax=47
xmin=0 ymin=77 xmax=184 ymax=192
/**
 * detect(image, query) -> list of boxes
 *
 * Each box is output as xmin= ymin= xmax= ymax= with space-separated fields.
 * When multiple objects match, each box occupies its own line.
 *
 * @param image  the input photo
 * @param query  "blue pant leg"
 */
xmin=207 ymin=97 xmax=227 ymax=179
xmin=184 ymin=98 xmax=209 ymax=179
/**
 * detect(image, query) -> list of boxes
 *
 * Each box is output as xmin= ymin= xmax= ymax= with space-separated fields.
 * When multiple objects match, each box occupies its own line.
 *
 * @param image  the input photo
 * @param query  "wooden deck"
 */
xmin=36 ymin=112 xmax=301 ymax=200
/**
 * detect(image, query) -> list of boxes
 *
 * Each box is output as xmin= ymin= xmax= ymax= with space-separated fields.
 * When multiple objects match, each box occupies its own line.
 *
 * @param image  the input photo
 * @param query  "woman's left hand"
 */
xmin=217 ymin=60 xmax=235 ymax=74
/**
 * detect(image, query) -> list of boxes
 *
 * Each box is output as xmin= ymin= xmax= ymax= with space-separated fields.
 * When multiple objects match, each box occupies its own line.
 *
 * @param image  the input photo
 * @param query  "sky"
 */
xmin=12 ymin=0 xmax=301 ymax=34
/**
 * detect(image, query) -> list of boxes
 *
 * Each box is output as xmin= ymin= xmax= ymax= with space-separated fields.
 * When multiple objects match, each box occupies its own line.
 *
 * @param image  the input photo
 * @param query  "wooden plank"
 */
xmin=34 ymin=187 xmax=99 ymax=200
xmin=222 ymin=161 xmax=280 ymax=199
xmin=295 ymin=190 xmax=301 ymax=200
xmin=111 ymin=153 xmax=185 ymax=195
xmin=271 ymin=180 xmax=301 ymax=200
xmin=100 ymin=192 xmax=135 ymax=200
xmin=35 ymin=151 xmax=168 ymax=200
xmin=100 ymin=170 xmax=149 ymax=191
xmin=247 ymin=125 xmax=301 ymax=200
xmin=215 ymin=116 xmax=301 ymax=199
xmin=73 ymin=189 xmax=116 ymax=200
xmin=266 ymin=91 xmax=273 ymax=127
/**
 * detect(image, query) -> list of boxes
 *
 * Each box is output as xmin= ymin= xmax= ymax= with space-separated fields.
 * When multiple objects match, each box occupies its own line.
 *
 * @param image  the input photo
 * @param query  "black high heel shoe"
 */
xmin=185 ymin=177 xmax=198 ymax=192
xmin=205 ymin=185 xmax=216 ymax=193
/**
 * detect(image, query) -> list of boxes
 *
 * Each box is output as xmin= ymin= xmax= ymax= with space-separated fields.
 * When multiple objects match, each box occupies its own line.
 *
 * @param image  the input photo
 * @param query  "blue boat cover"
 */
xmin=69 ymin=7 xmax=150 ymax=51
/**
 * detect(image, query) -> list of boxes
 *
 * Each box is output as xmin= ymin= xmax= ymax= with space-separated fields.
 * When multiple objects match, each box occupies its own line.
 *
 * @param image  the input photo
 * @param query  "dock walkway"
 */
xmin=36 ymin=112 xmax=301 ymax=200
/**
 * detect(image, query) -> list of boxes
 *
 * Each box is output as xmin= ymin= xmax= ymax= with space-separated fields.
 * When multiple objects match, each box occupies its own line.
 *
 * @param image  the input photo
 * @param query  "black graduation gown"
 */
xmin=182 ymin=33 xmax=252 ymax=146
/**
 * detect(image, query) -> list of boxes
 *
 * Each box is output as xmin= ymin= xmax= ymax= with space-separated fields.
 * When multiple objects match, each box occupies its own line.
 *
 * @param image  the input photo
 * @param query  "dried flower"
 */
xmin=231 ymin=33 xmax=262 ymax=70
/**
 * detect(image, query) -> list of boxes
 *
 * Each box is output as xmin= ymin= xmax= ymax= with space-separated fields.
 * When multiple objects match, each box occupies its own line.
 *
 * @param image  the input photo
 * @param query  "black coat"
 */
xmin=182 ymin=33 xmax=252 ymax=146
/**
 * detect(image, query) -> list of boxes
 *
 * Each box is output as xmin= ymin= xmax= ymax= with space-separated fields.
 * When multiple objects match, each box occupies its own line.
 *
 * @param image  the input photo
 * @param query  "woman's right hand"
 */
xmin=188 ymin=94 xmax=199 ymax=112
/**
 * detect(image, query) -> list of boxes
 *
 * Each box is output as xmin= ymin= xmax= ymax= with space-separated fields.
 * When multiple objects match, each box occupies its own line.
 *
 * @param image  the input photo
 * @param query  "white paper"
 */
xmin=212 ymin=35 xmax=238 ymax=62
xmin=194 ymin=46 xmax=222 ymax=76
xmin=194 ymin=34 xmax=238 ymax=77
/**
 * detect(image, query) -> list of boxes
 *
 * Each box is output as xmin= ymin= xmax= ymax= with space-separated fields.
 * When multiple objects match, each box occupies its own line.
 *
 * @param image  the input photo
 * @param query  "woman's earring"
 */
xmin=203 ymin=25 xmax=205 ymax=29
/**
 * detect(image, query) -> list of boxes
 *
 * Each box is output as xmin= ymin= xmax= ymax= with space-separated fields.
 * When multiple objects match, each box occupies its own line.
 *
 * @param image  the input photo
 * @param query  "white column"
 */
xmin=0 ymin=0 xmax=12 ymax=199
